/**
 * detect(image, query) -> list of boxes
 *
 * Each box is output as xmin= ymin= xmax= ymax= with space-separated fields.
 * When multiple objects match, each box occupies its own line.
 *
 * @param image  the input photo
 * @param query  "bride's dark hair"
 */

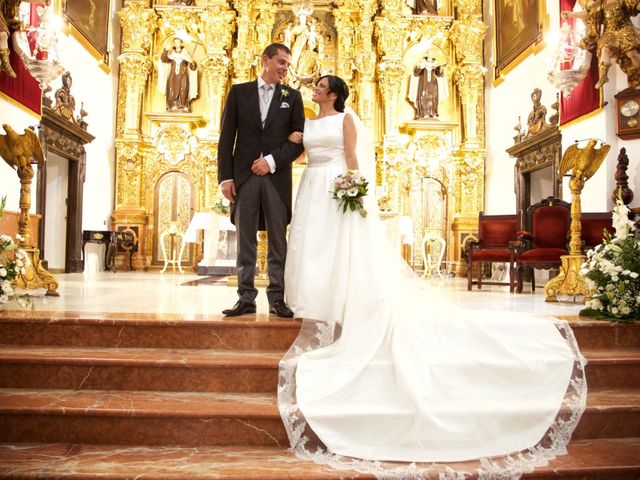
xmin=318 ymin=75 xmax=349 ymax=112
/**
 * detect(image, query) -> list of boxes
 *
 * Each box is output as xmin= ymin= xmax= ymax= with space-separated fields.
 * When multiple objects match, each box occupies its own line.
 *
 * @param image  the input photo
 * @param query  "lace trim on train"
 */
xmin=277 ymin=319 xmax=587 ymax=480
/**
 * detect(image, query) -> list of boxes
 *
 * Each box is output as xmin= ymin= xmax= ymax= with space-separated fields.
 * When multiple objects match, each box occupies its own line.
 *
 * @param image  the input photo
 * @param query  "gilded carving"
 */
xmin=111 ymin=0 xmax=490 ymax=272
xmin=119 ymin=2 xmax=157 ymax=53
xmin=450 ymin=17 xmax=486 ymax=64
xmin=200 ymin=7 xmax=236 ymax=54
xmin=452 ymin=0 xmax=482 ymax=17
xmin=232 ymin=0 xmax=254 ymax=82
xmin=452 ymin=148 xmax=485 ymax=217
xmin=156 ymin=125 xmax=193 ymax=164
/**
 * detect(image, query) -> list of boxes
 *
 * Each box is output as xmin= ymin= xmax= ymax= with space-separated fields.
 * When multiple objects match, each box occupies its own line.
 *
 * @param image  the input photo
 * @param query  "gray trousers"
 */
xmin=234 ymin=175 xmax=288 ymax=304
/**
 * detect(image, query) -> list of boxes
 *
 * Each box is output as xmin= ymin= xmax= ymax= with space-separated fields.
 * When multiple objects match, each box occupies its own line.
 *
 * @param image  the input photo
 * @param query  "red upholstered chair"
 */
xmin=515 ymin=197 xmax=570 ymax=293
xmin=580 ymin=212 xmax=614 ymax=251
xmin=466 ymin=213 xmax=518 ymax=292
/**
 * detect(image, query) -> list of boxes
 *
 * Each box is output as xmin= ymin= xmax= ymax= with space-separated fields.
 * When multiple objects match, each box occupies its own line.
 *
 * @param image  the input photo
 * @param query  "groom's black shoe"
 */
xmin=222 ymin=300 xmax=256 ymax=317
xmin=269 ymin=299 xmax=294 ymax=318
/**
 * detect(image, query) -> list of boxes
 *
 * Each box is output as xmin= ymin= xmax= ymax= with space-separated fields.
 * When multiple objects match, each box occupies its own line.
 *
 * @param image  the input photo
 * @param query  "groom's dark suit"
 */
xmin=218 ymin=80 xmax=305 ymax=304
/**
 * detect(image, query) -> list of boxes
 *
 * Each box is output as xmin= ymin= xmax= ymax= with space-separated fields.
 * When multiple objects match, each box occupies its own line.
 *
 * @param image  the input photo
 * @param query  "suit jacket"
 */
xmin=217 ymin=81 xmax=305 ymax=225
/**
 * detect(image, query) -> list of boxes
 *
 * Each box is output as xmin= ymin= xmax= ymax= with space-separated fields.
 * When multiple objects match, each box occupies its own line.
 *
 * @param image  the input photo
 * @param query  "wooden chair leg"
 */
xmin=531 ymin=267 xmax=536 ymax=292
xmin=509 ymin=260 xmax=515 ymax=293
xmin=516 ymin=265 xmax=523 ymax=293
xmin=477 ymin=262 xmax=482 ymax=289
xmin=467 ymin=257 xmax=472 ymax=290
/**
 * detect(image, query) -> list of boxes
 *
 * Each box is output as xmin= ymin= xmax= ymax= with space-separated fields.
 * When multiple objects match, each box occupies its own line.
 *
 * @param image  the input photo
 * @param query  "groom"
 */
xmin=217 ymin=43 xmax=305 ymax=317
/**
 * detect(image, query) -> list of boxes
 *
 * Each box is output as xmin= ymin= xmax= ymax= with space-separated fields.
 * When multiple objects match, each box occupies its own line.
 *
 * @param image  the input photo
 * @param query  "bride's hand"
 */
xmin=288 ymin=131 xmax=303 ymax=144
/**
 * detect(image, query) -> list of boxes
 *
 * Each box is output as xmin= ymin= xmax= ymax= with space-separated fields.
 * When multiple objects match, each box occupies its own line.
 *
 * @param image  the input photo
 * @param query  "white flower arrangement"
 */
xmin=580 ymin=197 xmax=639 ymax=322
xmin=0 ymin=196 xmax=31 ymax=308
xmin=213 ymin=194 xmax=231 ymax=216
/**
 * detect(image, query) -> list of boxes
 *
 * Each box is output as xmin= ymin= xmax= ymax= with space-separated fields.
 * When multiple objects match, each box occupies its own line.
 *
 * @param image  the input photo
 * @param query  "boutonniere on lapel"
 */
xmin=279 ymin=87 xmax=290 ymax=101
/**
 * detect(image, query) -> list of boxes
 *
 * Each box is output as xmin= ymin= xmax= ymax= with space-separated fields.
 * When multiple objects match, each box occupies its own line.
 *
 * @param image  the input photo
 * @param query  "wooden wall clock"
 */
xmin=614 ymin=88 xmax=640 ymax=140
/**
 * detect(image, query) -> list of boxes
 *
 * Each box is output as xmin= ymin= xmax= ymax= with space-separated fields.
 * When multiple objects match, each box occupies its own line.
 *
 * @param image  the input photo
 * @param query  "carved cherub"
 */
xmin=563 ymin=0 xmax=640 ymax=88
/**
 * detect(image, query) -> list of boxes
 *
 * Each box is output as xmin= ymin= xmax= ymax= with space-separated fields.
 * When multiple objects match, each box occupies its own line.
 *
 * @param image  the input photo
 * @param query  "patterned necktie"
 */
xmin=261 ymin=84 xmax=272 ymax=125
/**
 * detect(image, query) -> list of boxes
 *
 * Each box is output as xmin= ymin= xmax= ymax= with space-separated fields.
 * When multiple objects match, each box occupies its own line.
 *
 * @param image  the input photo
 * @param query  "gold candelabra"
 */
xmin=545 ymin=139 xmax=610 ymax=302
xmin=0 ymin=125 xmax=59 ymax=296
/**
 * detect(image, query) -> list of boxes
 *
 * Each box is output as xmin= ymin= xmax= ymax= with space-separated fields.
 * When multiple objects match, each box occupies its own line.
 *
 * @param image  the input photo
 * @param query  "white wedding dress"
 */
xmin=280 ymin=112 xmax=587 ymax=479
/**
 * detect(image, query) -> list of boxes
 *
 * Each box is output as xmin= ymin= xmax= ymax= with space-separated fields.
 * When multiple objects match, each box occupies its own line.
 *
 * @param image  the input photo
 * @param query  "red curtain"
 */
xmin=559 ymin=0 xmax=601 ymax=126
xmin=0 ymin=3 xmax=44 ymax=116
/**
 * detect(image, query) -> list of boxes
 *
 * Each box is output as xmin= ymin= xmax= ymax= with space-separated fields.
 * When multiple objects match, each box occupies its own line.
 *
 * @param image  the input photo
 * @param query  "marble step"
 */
xmin=0 ymin=345 xmax=639 ymax=392
xmin=1 ymin=311 xmax=639 ymax=350
xmin=0 ymin=312 xmax=299 ymax=351
xmin=0 ymin=389 xmax=638 ymax=447
xmin=0 ymin=439 xmax=639 ymax=479
xmin=0 ymin=346 xmax=282 ymax=393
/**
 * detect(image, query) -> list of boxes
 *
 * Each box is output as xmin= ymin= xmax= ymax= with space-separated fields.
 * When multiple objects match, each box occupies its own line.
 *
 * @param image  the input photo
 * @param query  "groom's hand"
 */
xmin=221 ymin=181 xmax=236 ymax=203
xmin=251 ymin=156 xmax=270 ymax=176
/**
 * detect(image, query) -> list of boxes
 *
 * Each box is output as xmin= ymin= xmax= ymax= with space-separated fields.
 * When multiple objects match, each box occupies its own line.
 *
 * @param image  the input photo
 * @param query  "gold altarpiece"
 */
xmin=112 ymin=0 xmax=487 ymax=273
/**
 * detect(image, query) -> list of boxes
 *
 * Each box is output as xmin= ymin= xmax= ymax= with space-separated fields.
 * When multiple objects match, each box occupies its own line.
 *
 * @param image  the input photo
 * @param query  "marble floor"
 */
xmin=16 ymin=270 xmax=586 ymax=317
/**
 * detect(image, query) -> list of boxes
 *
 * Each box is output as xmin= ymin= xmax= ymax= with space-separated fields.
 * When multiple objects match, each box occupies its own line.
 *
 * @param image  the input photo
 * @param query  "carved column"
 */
xmin=117 ymin=1 xmax=156 ymax=139
xmin=200 ymin=6 xmax=235 ymax=136
xmin=254 ymin=0 xmax=276 ymax=60
xmin=375 ymin=6 xmax=407 ymax=135
xmin=450 ymin=2 xmax=487 ymax=148
xmin=447 ymin=0 xmax=487 ymax=274
xmin=118 ymin=54 xmax=153 ymax=139
xmin=333 ymin=3 xmax=356 ymax=86
xmin=232 ymin=0 xmax=253 ymax=83
xmin=355 ymin=0 xmax=377 ymax=128
xmin=112 ymin=1 xmax=156 ymax=269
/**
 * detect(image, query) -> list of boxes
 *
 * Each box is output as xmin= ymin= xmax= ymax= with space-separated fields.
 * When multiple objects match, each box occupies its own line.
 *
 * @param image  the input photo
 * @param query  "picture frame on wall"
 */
xmin=494 ymin=0 xmax=545 ymax=81
xmin=63 ymin=0 xmax=111 ymax=67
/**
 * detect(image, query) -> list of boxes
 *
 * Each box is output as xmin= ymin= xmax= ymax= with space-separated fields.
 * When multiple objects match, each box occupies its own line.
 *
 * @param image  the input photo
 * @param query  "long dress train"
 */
xmin=280 ymin=112 xmax=587 ymax=479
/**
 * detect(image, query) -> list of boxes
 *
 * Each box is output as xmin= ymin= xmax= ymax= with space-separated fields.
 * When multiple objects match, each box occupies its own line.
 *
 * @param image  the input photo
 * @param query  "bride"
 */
xmin=279 ymin=75 xmax=587 ymax=479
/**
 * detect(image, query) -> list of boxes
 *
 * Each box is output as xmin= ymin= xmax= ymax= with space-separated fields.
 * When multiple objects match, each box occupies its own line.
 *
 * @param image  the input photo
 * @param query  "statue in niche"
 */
xmin=158 ymin=35 xmax=198 ymax=112
xmin=525 ymin=88 xmax=549 ymax=137
xmin=408 ymin=56 xmax=448 ymax=119
xmin=0 ymin=3 xmax=15 ymax=77
xmin=563 ymin=0 xmax=640 ymax=88
xmin=288 ymin=4 xmax=324 ymax=87
xmin=406 ymin=0 xmax=438 ymax=15
xmin=168 ymin=0 xmax=194 ymax=5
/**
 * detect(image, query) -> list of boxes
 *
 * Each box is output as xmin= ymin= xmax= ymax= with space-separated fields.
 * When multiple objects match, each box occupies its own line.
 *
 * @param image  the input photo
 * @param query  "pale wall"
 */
xmin=484 ymin=0 xmax=640 ymax=215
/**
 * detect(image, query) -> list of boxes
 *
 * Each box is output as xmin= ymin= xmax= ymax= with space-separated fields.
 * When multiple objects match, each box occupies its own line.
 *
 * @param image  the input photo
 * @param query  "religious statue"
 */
xmin=288 ymin=4 xmax=323 ymax=87
xmin=525 ymin=88 xmax=549 ymax=137
xmin=158 ymin=36 xmax=198 ymax=112
xmin=169 ymin=0 xmax=194 ymax=4
xmin=0 ymin=4 xmax=15 ymax=78
xmin=52 ymin=71 xmax=76 ymax=120
xmin=406 ymin=0 xmax=438 ymax=15
xmin=408 ymin=57 xmax=448 ymax=119
xmin=563 ymin=0 xmax=640 ymax=88
xmin=282 ymin=21 xmax=294 ymax=48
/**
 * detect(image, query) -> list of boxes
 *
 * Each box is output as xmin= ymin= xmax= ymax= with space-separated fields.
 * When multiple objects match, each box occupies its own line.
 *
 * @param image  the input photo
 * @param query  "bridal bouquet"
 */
xmin=580 ymin=198 xmax=639 ymax=322
xmin=331 ymin=170 xmax=369 ymax=217
xmin=0 ymin=197 xmax=30 ymax=307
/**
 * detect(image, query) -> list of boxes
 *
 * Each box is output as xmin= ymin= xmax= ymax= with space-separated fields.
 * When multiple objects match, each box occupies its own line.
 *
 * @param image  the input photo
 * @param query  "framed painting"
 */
xmin=494 ymin=0 xmax=544 ymax=80
xmin=63 ymin=0 xmax=111 ymax=66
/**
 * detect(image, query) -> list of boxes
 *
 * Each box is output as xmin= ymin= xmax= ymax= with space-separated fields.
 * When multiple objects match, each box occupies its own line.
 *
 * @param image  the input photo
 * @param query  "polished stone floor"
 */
xmin=17 ymin=271 xmax=586 ymax=317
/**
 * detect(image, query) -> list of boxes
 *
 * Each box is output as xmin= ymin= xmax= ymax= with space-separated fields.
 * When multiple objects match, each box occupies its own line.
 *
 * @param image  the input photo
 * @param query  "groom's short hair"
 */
xmin=263 ymin=43 xmax=291 ymax=58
